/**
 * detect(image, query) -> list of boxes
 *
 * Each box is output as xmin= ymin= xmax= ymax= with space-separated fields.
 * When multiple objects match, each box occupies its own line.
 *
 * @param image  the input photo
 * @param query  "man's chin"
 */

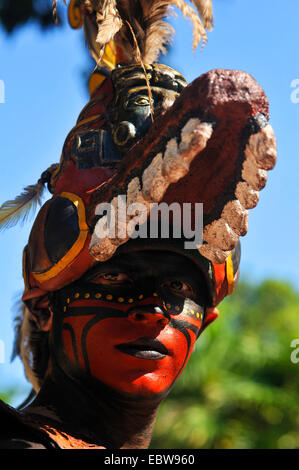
xmin=102 ymin=370 xmax=178 ymax=399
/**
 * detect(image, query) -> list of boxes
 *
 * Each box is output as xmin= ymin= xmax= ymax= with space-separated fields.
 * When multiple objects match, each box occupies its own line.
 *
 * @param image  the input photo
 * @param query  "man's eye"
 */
xmin=90 ymin=273 xmax=132 ymax=285
xmin=162 ymin=280 xmax=194 ymax=298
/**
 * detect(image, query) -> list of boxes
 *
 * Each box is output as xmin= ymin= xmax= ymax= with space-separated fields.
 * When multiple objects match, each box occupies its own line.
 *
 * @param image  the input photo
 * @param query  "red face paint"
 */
xmin=52 ymin=250 xmax=209 ymax=398
xmin=62 ymin=307 xmax=202 ymax=396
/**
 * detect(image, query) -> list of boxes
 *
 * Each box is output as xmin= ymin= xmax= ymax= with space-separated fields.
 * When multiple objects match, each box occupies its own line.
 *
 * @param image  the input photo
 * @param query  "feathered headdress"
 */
xmin=67 ymin=0 xmax=213 ymax=66
xmin=0 ymin=0 xmax=213 ymax=232
xmin=5 ymin=1 xmax=277 ymax=394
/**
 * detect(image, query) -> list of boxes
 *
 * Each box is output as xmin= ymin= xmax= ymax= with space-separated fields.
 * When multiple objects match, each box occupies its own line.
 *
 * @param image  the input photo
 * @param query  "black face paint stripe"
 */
xmin=62 ymin=323 xmax=80 ymax=368
xmin=165 ymin=318 xmax=202 ymax=390
xmin=81 ymin=316 xmax=105 ymax=375
xmin=64 ymin=307 xmax=202 ymax=380
xmin=63 ymin=306 xmax=128 ymax=318
xmin=168 ymin=321 xmax=192 ymax=388
xmin=169 ymin=318 xmax=201 ymax=338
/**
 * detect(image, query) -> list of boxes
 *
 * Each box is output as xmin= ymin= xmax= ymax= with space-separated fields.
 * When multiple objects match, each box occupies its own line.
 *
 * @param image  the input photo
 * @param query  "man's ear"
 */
xmin=201 ymin=307 xmax=219 ymax=333
xmin=25 ymin=295 xmax=53 ymax=332
xmin=192 ymin=307 xmax=220 ymax=351
xmin=38 ymin=308 xmax=53 ymax=332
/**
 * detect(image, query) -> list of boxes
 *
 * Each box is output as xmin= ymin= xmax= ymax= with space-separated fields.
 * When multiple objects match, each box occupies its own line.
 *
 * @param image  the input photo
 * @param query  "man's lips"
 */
xmin=115 ymin=337 xmax=169 ymax=360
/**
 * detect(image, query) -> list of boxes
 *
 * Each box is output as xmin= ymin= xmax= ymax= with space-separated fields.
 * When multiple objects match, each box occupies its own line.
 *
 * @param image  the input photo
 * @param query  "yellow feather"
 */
xmin=101 ymin=40 xmax=117 ymax=70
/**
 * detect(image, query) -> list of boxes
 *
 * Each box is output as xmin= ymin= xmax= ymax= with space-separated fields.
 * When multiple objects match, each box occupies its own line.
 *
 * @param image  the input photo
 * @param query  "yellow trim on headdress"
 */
xmin=226 ymin=252 xmax=235 ymax=295
xmin=76 ymin=113 xmax=104 ymax=127
xmin=102 ymin=41 xmax=117 ymax=71
xmin=88 ymin=41 xmax=117 ymax=97
xmin=88 ymin=73 xmax=107 ymax=98
xmin=32 ymin=192 xmax=88 ymax=283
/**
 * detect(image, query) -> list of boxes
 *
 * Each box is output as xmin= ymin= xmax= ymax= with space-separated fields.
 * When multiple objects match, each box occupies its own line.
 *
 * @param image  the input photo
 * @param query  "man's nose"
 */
xmin=128 ymin=306 xmax=170 ymax=327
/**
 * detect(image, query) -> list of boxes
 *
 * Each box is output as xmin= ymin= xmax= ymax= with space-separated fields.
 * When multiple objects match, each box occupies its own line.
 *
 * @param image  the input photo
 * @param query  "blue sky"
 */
xmin=0 ymin=0 xmax=298 ymax=405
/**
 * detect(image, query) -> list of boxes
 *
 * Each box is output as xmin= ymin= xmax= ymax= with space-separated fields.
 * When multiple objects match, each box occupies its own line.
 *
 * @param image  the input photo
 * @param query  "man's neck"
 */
xmin=24 ymin=367 xmax=160 ymax=449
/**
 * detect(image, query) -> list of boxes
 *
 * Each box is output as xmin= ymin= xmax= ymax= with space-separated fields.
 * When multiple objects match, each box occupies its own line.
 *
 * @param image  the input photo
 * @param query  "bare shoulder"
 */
xmin=0 ymin=399 xmax=57 ymax=449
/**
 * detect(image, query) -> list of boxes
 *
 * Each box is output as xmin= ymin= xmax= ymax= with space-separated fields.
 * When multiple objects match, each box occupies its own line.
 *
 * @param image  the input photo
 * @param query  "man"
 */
xmin=0 ymin=232 xmax=240 ymax=449
xmin=0 ymin=0 xmax=276 ymax=449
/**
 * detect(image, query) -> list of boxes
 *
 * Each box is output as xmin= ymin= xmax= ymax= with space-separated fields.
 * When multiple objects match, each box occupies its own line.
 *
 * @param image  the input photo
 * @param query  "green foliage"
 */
xmin=151 ymin=279 xmax=299 ymax=449
xmin=1 ymin=278 xmax=298 ymax=448
xmin=0 ymin=388 xmax=19 ymax=405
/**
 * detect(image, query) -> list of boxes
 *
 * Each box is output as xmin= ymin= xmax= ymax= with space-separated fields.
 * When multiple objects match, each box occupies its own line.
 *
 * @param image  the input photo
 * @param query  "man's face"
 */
xmin=51 ymin=250 xmax=208 ymax=399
